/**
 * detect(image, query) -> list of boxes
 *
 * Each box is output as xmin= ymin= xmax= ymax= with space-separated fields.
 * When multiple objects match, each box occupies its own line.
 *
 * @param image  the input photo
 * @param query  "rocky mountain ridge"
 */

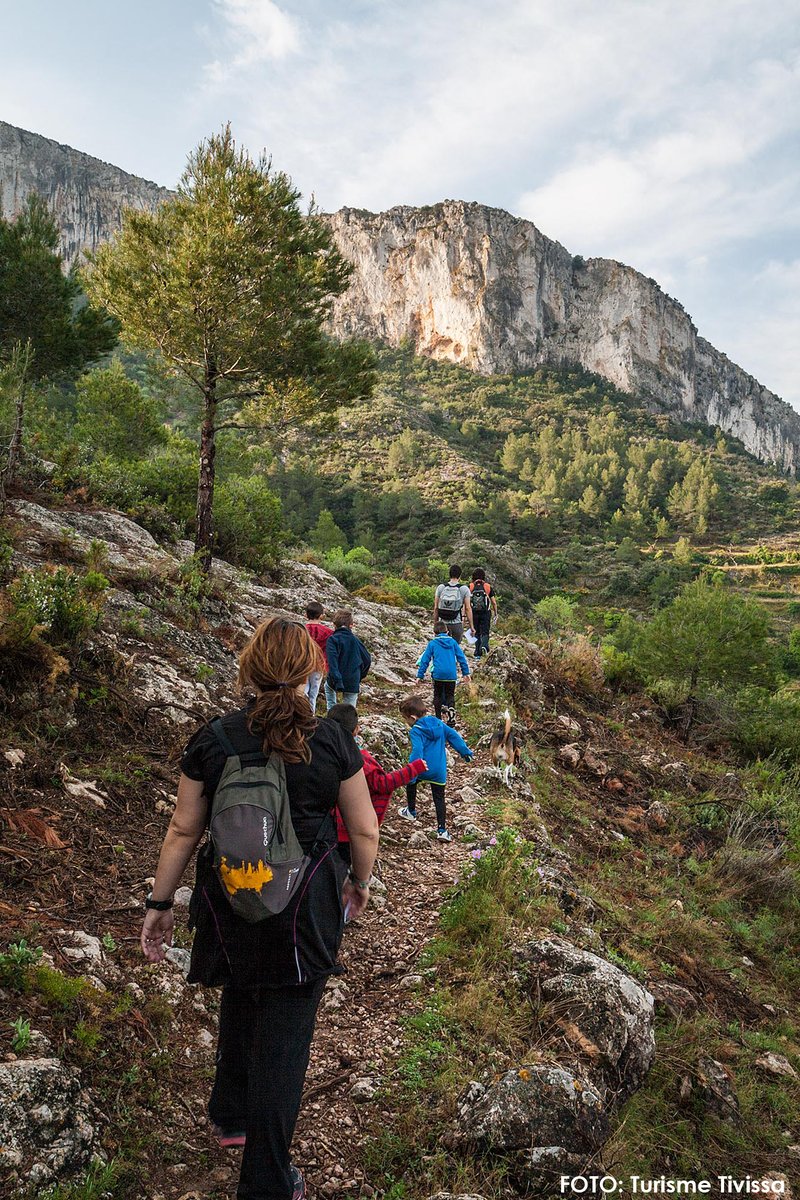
xmin=2 ymin=120 xmax=798 ymax=472
xmin=0 ymin=121 xmax=171 ymax=268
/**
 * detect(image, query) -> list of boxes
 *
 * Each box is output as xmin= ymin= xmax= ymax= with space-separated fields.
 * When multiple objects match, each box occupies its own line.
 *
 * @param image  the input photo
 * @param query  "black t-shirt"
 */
xmin=181 ymin=705 xmax=364 ymax=990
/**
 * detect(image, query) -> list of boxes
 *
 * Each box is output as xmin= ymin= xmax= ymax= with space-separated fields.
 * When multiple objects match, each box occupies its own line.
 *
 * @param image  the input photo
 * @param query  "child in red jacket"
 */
xmin=326 ymin=703 xmax=426 ymax=864
xmin=305 ymin=600 xmax=332 ymax=714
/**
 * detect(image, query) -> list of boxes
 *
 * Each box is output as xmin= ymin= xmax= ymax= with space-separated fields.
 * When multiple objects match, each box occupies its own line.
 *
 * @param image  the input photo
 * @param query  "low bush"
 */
xmin=214 ymin=475 xmax=283 ymax=572
xmin=6 ymin=565 xmax=108 ymax=645
xmin=533 ymin=593 xmax=578 ymax=635
xmin=381 ymin=576 xmax=435 ymax=608
xmin=323 ymin=553 xmax=372 ymax=592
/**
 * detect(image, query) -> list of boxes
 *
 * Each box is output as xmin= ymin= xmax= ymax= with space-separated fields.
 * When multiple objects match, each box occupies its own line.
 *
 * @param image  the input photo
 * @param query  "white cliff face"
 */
xmin=326 ymin=201 xmax=800 ymax=472
xmin=0 ymin=121 xmax=172 ymax=267
xmin=1 ymin=120 xmax=796 ymax=472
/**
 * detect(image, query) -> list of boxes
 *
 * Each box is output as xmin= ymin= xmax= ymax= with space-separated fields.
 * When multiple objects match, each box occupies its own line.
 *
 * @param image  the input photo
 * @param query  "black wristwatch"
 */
xmin=145 ymin=895 xmax=173 ymax=911
xmin=347 ymin=871 xmax=371 ymax=890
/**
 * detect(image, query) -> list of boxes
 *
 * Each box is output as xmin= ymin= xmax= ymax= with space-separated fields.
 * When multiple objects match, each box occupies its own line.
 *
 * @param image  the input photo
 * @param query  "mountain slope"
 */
xmin=1 ymin=121 xmax=797 ymax=471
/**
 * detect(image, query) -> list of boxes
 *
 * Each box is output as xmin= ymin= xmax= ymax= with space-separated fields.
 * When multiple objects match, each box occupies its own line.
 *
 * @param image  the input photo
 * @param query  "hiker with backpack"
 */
xmin=417 ymin=620 xmax=471 ymax=725
xmin=325 ymin=609 xmax=372 ymax=710
xmin=469 ymin=568 xmax=497 ymax=658
xmin=140 ymin=617 xmax=378 ymax=1200
xmin=433 ymin=564 xmax=474 ymax=645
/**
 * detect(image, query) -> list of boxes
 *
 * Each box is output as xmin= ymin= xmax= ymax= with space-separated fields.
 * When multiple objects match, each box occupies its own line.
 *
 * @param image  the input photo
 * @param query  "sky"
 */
xmin=2 ymin=0 xmax=799 ymax=406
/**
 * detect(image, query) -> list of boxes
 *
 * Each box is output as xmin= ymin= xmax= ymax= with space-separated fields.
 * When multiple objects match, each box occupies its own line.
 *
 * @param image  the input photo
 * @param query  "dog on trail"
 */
xmin=489 ymin=709 xmax=521 ymax=786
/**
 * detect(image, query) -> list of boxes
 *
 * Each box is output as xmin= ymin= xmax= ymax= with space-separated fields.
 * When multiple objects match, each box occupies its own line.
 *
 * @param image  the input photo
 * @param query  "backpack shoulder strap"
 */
xmin=210 ymin=717 xmax=237 ymax=758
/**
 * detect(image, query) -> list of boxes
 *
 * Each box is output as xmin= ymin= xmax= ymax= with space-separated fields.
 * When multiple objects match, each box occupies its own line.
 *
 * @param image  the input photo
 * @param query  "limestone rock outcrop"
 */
xmin=326 ymin=202 xmax=800 ymax=472
xmin=0 ymin=120 xmax=172 ymax=268
xmin=3 ymin=121 xmax=797 ymax=470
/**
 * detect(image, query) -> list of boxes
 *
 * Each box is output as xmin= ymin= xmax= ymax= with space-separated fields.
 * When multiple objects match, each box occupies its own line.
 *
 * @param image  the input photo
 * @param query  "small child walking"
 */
xmin=326 ymin=703 xmax=427 ymax=864
xmin=417 ymin=620 xmax=471 ymax=726
xmin=304 ymin=601 xmax=332 ymax=714
xmin=397 ymin=694 xmax=473 ymax=842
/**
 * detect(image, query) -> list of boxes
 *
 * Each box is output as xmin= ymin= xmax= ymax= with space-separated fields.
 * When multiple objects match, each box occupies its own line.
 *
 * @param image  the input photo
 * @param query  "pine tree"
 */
xmin=84 ymin=126 xmax=375 ymax=568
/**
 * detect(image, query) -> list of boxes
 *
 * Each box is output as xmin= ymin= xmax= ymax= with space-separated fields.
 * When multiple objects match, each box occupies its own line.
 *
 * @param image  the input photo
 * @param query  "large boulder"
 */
xmin=478 ymin=641 xmax=544 ymax=716
xmin=7 ymin=499 xmax=171 ymax=573
xmin=0 ymin=1057 xmax=98 ymax=1191
xmin=522 ymin=937 xmax=655 ymax=1102
xmin=455 ymin=1066 xmax=608 ymax=1154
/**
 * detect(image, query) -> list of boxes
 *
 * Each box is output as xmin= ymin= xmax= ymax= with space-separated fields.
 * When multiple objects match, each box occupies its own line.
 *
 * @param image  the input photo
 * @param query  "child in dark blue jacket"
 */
xmin=417 ymin=621 xmax=470 ymax=726
xmin=397 ymin=693 xmax=473 ymax=842
xmin=325 ymin=609 xmax=372 ymax=711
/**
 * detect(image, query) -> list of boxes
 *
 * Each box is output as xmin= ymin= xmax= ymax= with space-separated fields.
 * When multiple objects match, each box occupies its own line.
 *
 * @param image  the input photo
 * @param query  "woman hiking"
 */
xmin=140 ymin=617 xmax=378 ymax=1200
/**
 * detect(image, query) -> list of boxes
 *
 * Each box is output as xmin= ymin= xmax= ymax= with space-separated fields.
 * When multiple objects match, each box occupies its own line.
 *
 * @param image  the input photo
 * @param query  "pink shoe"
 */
xmin=291 ymin=1165 xmax=306 ymax=1199
xmin=212 ymin=1123 xmax=246 ymax=1147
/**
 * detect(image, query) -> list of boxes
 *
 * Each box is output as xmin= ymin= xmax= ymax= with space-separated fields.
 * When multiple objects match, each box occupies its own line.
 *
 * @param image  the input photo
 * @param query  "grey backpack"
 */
xmin=437 ymin=583 xmax=463 ymax=620
xmin=208 ymin=719 xmax=310 ymax=922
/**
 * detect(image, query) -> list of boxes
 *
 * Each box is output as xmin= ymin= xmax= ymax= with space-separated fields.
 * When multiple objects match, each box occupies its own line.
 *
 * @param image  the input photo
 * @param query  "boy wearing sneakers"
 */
xmin=417 ymin=621 xmax=470 ymax=726
xmin=326 ymin=703 xmax=427 ymax=864
xmin=397 ymin=694 xmax=473 ymax=842
xmin=304 ymin=601 xmax=332 ymax=714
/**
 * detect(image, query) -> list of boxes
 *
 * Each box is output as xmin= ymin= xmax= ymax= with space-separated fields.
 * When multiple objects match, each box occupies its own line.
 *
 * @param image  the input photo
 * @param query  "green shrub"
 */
xmin=602 ymin=644 xmax=642 ymax=689
xmin=533 ymin=593 xmax=578 ymax=635
xmin=73 ymin=361 xmax=166 ymax=459
xmin=730 ymin=687 xmax=800 ymax=763
xmin=323 ymin=553 xmax=372 ymax=592
xmin=344 ymin=545 xmax=374 ymax=565
xmin=214 ymin=475 xmax=283 ymax=571
xmin=381 ymin=576 xmax=435 ymax=608
xmin=7 ymin=566 xmax=108 ymax=644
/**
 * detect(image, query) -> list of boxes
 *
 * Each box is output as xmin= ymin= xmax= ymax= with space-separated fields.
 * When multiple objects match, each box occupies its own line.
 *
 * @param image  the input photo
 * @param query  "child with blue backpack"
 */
xmin=397 ymin=693 xmax=473 ymax=843
xmin=417 ymin=620 xmax=471 ymax=726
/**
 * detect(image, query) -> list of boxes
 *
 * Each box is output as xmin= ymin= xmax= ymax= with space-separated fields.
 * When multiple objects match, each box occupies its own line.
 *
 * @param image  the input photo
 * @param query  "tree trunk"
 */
xmin=1 ymin=342 xmax=32 ymax=512
xmin=194 ymin=365 xmax=217 ymax=571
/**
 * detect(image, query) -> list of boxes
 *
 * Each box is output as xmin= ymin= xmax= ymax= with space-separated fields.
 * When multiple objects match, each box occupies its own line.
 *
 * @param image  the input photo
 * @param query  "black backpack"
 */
xmin=437 ymin=583 xmax=463 ymax=620
xmin=208 ymin=720 xmax=312 ymax=922
xmin=470 ymin=581 xmax=490 ymax=612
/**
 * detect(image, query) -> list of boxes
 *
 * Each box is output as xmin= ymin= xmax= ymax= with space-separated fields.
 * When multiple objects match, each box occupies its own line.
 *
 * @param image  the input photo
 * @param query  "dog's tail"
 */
xmin=503 ymin=708 xmax=512 ymax=741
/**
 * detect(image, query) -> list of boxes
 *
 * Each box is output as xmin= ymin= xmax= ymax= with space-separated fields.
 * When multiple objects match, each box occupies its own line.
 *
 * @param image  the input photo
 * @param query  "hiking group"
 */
xmin=139 ymin=564 xmax=497 ymax=1200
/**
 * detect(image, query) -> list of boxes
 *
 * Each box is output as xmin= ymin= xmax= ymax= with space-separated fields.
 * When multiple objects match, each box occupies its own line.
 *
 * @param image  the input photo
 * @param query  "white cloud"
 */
xmin=191 ymin=0 xmax=800 ymax=402
xmin=206 ymin=0 xmax=300 ymax=84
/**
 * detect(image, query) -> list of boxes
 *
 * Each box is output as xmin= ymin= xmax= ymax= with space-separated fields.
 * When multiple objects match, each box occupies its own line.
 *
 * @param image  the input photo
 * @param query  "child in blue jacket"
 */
xmin=417 ymin=621 xmax=470 ymax=726
xmin=397 ymin=693 xmax=473 ymax=842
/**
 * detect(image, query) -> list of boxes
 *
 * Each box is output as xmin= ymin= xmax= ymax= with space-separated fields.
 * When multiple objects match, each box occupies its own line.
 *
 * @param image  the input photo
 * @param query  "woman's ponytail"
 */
xmin=238 ymin=618 xmax=323 ymax=763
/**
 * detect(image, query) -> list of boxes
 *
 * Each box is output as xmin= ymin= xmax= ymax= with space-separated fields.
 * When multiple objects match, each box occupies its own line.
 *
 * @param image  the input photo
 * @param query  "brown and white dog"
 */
xmin=489 ymin=709 xmax=521 ymax=786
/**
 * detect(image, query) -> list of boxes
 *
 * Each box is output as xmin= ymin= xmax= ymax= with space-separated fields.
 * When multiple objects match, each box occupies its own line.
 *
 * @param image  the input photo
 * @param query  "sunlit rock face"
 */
xmin=326 ymin=201 xmax=800 ymax=472
xmin=0 ymin=120 xmax=172 ymax=268
xmin=2 ymin=118 xmax=797 ymax=472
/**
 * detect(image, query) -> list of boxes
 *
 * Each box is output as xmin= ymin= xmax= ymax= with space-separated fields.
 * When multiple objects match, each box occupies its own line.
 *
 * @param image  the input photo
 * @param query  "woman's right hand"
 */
xmin=140 ymin=908 xmax=174 ymax=962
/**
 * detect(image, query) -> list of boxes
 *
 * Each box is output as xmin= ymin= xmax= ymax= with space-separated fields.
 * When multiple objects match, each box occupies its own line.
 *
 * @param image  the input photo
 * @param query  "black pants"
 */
xmin=406 ymin=779 xmax=447 ymax=829
xmin=473 ymin=610 xmax=491 ymax=657
xmin=209 ymin=978 xmax=327 ymax=1200
xmin=433 ymin=678 xmax=456 ymax=720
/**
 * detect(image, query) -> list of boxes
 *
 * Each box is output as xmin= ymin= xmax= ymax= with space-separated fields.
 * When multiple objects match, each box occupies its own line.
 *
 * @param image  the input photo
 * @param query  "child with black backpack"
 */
xmin=469 ymin=568 xmax=497 ymax=658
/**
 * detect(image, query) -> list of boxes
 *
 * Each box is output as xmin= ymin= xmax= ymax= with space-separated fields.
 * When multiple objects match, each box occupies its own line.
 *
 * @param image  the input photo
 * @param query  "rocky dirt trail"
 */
xmin=183 ymin=679 xmax=490 ymax=1200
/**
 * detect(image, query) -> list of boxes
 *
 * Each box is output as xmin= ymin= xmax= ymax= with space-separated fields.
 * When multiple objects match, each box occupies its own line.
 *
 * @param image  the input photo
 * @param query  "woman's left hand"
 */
xmin=342 ymin=877 xmax=370 ymax=922
xmin=140 ymin=908 xmax=174 ymax=962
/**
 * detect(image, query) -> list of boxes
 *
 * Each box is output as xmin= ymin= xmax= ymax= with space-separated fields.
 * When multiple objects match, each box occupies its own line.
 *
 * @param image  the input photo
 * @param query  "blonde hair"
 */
xmin=238 ymin=617 xmax=322 ymax=763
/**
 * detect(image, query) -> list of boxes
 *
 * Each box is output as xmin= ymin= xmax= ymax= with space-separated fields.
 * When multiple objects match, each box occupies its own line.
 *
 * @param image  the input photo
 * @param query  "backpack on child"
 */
xmin=208 ymin=719 xmax=312 ymax=922
xmin=470 ymin=580 xmax=490 ymax=612
xmin=437 ymin=583 xmax=463 ymax=620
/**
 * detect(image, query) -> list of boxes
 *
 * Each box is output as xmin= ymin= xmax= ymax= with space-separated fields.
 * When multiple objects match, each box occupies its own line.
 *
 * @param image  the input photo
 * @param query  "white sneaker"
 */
xmin=398 ymin=807 xmax=417 ymax=821
xmin=436 ymin=828 xmax=452 ymax=842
